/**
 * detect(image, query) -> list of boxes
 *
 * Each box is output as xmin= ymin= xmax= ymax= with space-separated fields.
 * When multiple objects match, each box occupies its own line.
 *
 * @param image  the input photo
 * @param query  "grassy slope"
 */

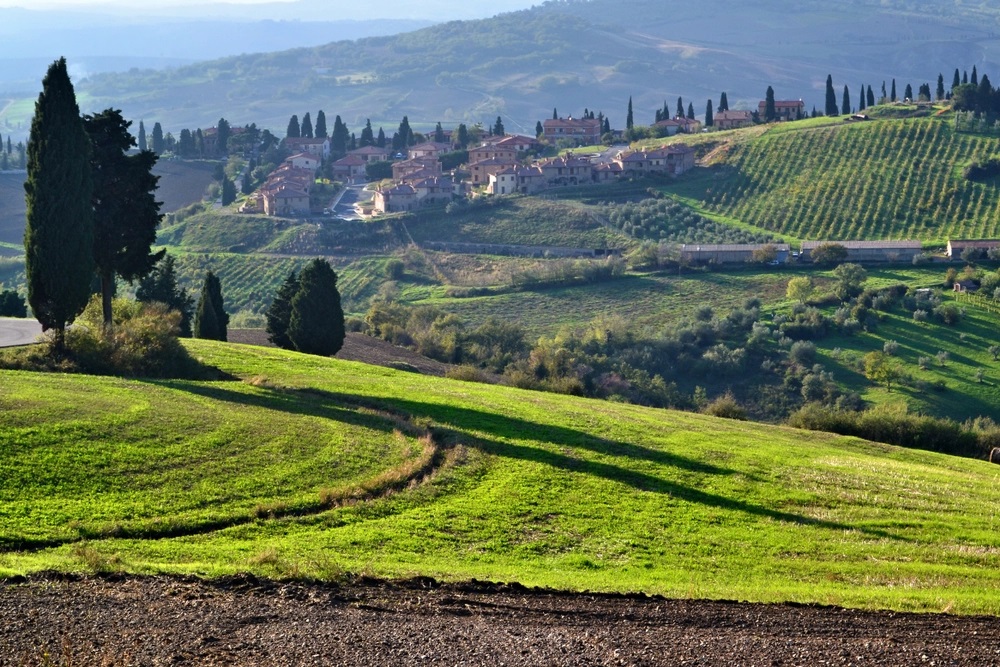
xmin=2 ymin=340 xmax=1000 ymax=614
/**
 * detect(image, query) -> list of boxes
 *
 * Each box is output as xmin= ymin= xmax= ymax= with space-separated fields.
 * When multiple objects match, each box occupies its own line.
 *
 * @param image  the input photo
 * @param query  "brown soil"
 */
xmin=2 ymin=573 xmax=996 ymax=666
xmin=228 ymin=330 xmax=455 ymax=377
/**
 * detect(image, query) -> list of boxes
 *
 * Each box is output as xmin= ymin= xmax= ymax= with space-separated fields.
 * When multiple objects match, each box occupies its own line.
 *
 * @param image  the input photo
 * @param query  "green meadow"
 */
xmin=2 ymin=340 xmax=1000 ymax=614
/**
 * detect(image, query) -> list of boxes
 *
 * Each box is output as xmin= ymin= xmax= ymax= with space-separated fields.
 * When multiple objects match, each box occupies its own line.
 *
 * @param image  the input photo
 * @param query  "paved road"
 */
xmin=0 ymin=317 xmax=41 ymax=347
xmin=332 ymin=184 xmax=368 ymax=220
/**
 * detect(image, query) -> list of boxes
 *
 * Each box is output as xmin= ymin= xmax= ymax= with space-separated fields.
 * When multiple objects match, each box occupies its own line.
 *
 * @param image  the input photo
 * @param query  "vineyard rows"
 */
xmin=699 ymin=118 xmax=1000 ymax=242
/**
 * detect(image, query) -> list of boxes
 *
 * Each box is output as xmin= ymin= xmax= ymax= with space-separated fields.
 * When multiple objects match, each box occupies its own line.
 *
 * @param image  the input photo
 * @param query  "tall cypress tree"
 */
xmin=704 ymin=99 xmax=713 ymax=127
xmin=301 ymin=112 xmax=313 ymax=139
xmin=151 ymin=122 xmax=164 ymax=153
xmin=23 ymin=57 xmax=94 ymax=351
xmin=676 ymin=97 xmax=684 ymax=118
xmin=194 ymin=270 xmax=227 ymax=341
xmin=718 ymin=92 xmax=729 ymax=112
xmin=315 ymin=110 xmax=327 ymax=138
xmin=953 ymin=69 xmax=961 ymax=91
xmin=825 ymin=75 xmax=838 ymax=115
xmin=890 ymin=79 xmax=897 ymax=102
xmin=867 ymin=85 xmax=875 ymax=108
xmin=287 ymin=258 xmax=345 ymax=357
xmin=841 ymin=85 xmax=851 ymax=115
xmin=858 ymin=84 xmax=866 ymax=111
xmin=626 ymin=96 xmax=634 ymax=130
xmin=972 ymin=66 xmax=978 ymax=86
xmin=937 ymin=74 xmax=945 ymax=100
xmin=764 ymin=86 xmax=776 ymax=122
xmin=83 ymin=108 xmax=165 ymax=326
xmin=286 ymin=115 xmax=300 ymax=139
xmin=687 ymin=102 xmax=695 ymax=120
xmin=360 ymin=119 xmax=374 ymax=146
xmin=137 ymin=120 xmax=147 ymax=151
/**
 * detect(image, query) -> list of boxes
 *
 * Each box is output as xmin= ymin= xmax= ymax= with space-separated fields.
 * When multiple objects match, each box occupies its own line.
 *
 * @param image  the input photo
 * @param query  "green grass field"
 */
xmin=2 ymin=340 xmax=1000 ymax=614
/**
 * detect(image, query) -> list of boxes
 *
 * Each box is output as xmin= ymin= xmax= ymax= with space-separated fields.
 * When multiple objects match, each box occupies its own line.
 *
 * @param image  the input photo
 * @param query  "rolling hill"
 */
xmin=3 ymin=0 xmax=1000 ymax=137
xmin=2 ymin=339 xmax=999 ymax=614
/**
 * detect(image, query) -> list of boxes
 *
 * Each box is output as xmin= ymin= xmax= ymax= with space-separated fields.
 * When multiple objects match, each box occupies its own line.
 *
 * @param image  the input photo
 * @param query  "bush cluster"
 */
xmin=603 ymin=198 xmax=780 ymax=245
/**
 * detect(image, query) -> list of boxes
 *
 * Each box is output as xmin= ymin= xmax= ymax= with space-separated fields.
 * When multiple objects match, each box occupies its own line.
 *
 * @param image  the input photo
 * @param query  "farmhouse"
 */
xmin=470 ymin=156 xmax=517 ymax=185
xmin=392 ymin=156 xmax=442 ymax=181
xmin=654 ymin=117 xmax=702 ymax=135
xmin=286 ymin=152 xmax=320 ymax=171
xmin=714 ymin=110 xmax=754 ymax=130
xmin=537 ymin=155 xmax=594 ymax=186
xmin=681 ymin=243 xmax=791 ymax=265
xmin=946 ymin=239 xmax=1000 ymax=258
xmin=282 ymin=136 xmax=330 ymax=159
xmin=542 ymin=117 xmax=603 ymax=145
xmin=758 ymin=99 xmax=805 ymax=121
xmin=616 ymin=144 xmax=695 ymax=176
xmin=408 ymin=142 xmax=452 ymax=159
xmin=800 ymin=240 xmax=923 ymax=263
xmin=488 ymin=167 xmax=519 ymax=195
xmin=329 ymin=154 xmax=367 ymax=183
xmin=263 ymin=183 xmax=310 ymax=216
xmin=348 ymin=145 xmax=392 ymax=163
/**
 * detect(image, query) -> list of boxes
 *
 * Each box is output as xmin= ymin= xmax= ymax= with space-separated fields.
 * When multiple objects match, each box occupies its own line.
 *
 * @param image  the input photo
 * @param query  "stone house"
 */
xmin=542 ymin=117 xmax=603 ymax=145
xmin=714 ymin=110 xmax=754 ymax=130
xmin=758 ymin=99 xmax=805 ymax=121
xmin=282 ymin=136 xmax=331 ymax=159
xmin=800 ymin=240 xmax=923 ymax=263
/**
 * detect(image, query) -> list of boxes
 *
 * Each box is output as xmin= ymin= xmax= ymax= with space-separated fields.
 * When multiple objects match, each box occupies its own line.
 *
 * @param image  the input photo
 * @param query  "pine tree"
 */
xmin=937 ymin=74 xmax=945 ymax=100
xmin=704 ymin=99 xmax=713 ymax=127
xmin=315 ymin=110 xmax=327 ymax=138
xmin=301 ymin=112 xmax=313 ymax=139
xmin=719 ymin=92 xmax=729 ymax=112
xmin=83 ymin=108 xmax=165 ymax=326
xmin=23 ymin=57 xmax=94 ymax=351
xmin=825 ymin=75 xmax=838 ymax=115
xmin=265 ymin=270 xmax=299 ymax=350
xmin=287 ymin=258 xmax=345 ymax=356
xmin=137 ymin=120 xmax=147 ymax=151
xmin=151 ymin=122 xmax=164 ymax=153
xmin=626 ymin=97 xmax=634 ymax=130
xmin=764 ymin=86 xmax=776 ymax=122
xmin=841 ymin=85 xmax=851 ymax=115
xmin=136 ymin=254 xmax=193 ymax=336
xmin=286 ymin=114 xmax=300 ymax=139
xmin=194 ymin=270 xmax=227 ymax=341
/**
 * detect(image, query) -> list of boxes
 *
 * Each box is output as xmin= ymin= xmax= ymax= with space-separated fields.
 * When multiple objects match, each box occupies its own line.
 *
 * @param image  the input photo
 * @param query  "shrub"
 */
xmin=446 ymin=365 xmax=492 ymax=383
xmin=702 ymin=392 xmax=747 ymax=420
xmin=788 ymin=340 xmax=817 ymax=366
xmin=883 ymin=340 xmax=900 ymax=356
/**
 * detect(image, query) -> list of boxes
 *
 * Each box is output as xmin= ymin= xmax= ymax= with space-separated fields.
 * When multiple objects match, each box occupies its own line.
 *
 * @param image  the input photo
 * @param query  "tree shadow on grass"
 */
xmin=156 ymin=380 xmax=906 ymax=542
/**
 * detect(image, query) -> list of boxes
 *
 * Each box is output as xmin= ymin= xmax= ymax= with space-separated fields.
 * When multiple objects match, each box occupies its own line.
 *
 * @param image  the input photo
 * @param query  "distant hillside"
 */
xmin=5 ymin=0 xmax=994 ymax=136
xmin=0 ymin=160 xmax=216 ymax=247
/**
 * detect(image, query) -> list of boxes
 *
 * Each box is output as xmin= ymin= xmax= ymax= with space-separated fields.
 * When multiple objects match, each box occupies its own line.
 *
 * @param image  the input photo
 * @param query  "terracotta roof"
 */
xmin=333 ymin=155 xmax=366 ymax=166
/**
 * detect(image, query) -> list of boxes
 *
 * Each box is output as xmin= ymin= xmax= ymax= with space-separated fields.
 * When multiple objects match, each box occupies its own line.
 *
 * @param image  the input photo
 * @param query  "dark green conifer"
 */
xmin=287 ymin=258 xmax=345 ymax=356
xmin=23 ymin=57 xmax=94 ymax=351
xmin=265 ymin=270 xmax=299 ymax=350
xmin=194 ymin=270 xmax=228 ymax=341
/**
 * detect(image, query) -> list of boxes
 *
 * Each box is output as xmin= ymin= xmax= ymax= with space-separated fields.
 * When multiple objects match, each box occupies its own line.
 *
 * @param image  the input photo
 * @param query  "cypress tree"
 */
xmin=287 ymin=258 xmax=345 ymax=357
xmin=493 ymin=116 xmax=505 ymax=136
xmin=151 ymin=122 xmax=164 ymax=153
xmin=626 ymin=97 xmax=634 ymax=130
xmin=137 ymin=120 xmax=147 ymax=151
xmin=603 ymin=117 xmax=611 ymax=134
xmin=963 ymin=70 xmax=968 ymax=85
xmin=315 ymin=110 xmax=327 ymax=138
xmin=953 ymin=69 xmax=961 ymax=90
xmin=765 ymin=86 xmax=776 ymax=122
xmin=221 ymin=176 xmax=236 ymax=206
xmin=904 ymin=83 xmax=913 ymax=101
xmin=842 ymin=85 xmax=851 ymax=115
xmin=265 ymin=270 xmax=299 ymax=350
xmin=972 ymin=65 xmax=978 ymax=86
xmin=687 ymin=102 xmax=694 ymax=119
xmin=83 ymin=108 xmax=165 ymax=327
xmin=890 ymin=79 xmax=897 ymax=102
xmin=435 ymin=122 xmax=445 ymax=143
xmin=535 ymin=120 xmax=543 ymax=138
xmin=301 ymin=112 xmax=313 ymax=139
xmin=676 ymin=97 xmax=684 ymax=118
xmin=376 ymin=127 xmax=386 ymax=148
xmin=552 ymin=108 xmax=558 ymax=120
xmin=360 ymin=119 xmax=374 ymax=146
xmin=867 ymin=85 xmax=875 ymax=108
xmin=825 ymin=75 xmax=838 ymax=115
xmin=194 ymin=270 xmax=228 ymax=341
xmin=286 ymin=115 xmax=300 ymax=139
xmin=718 ymin=92 xmax=729 ymax=112
xmin=858 ymin=84 xmax=866 ymax=111
xmin=704 ymin=99 xmax=713 ymax=127
xmin=937 ymin=74 xmax=945 ymax=100
xmin=23 ymin=57 xmax=94 ymax=351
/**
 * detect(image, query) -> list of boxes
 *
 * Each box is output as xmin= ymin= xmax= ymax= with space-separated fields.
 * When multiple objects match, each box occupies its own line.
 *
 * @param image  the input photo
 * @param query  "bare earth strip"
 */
xmin=2 ymin=574 xmax=997 ymax=666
